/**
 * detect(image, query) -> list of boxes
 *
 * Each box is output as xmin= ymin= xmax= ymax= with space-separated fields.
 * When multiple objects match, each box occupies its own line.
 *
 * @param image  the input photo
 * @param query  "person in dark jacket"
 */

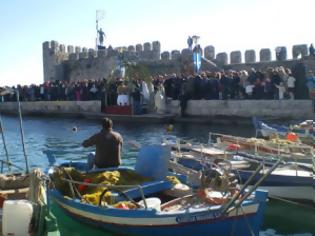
xmin=82 ymin=118 xmax=123 ymax=168
xmin=309 ymin=44 xmax=314 ymax=56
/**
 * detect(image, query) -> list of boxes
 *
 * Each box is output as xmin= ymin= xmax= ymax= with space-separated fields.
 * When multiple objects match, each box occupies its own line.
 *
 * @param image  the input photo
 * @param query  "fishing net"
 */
xmin=51 ymin=168 xmax=153 ymax=205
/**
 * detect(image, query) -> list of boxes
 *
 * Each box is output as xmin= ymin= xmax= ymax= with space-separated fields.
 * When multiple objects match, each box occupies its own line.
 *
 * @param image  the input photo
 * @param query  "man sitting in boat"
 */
xmin=82 ymin=118 xmax=123 ymax=168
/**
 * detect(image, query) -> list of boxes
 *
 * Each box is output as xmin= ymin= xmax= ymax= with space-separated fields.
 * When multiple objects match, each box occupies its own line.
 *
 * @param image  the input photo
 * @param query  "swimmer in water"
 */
xmin=72 ymin=126 xmax=78 ymax=132
xmin=166 ymin=124 xmax=174 ymax=133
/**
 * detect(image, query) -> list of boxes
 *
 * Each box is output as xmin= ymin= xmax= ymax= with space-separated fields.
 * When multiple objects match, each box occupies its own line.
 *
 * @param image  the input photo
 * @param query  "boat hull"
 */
xmin=255 ymin=186 xmax=314 ymax=202
xmin=51 ymin=190 xmax=267 ymax=236
xmin=237 ymin=170 xmax=314 ymax=203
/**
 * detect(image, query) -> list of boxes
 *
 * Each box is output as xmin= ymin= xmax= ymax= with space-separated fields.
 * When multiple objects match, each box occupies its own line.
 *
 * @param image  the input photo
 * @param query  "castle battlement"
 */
xmin=43 ymin=40 xmax=161 ymax=63
xmin=42 ymin=40 xmax=312 ymax=82
xmin=160 ymin=44 xmax=309 ymax=65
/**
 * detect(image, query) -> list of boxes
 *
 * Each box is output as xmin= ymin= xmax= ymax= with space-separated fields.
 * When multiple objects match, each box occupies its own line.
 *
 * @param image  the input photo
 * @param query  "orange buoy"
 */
xmin=115 ymin=202 xmax=130 ymax=209
xmin=78 ymin=178 xmax=92 ymax=192
xmin=227 ymin=143 xmax=241 ymax=151
xmin=286 ymin=132 xmax=298 ymax=142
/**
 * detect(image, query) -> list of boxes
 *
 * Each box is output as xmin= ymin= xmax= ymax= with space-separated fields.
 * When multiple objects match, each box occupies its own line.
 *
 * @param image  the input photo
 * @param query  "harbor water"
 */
xmin=0 ymin=115 xmax=314 ymax=236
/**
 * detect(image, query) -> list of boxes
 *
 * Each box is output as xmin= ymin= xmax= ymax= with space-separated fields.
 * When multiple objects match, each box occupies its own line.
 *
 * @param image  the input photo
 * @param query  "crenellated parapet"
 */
xmin=161 ymin=51 xmax=170 ymax=61
xmin=181 ymin=49 xmax=193 ymax=63
xmin=245 ymin=50 xmax=256 ymax=63
xmin=42 ymin=40 xmax=164 ymax=81
xmin=43 ymin=41 xmax=69 ymax=82
xmin=275 ymin=46 xmax=287 ymax=61
xmin=292 ymin=44 xmax=308 ymax=59
xmin=216 ymin=53 xmax=228 ymax=65
xmin=67 ymin=45 xmax=74 ymax=54
xmin=260 ymin=49 xmax=271 ymax=62
xmin=43 ymin=40 xmax=314 ymax=82
xmin=112 ymin=41 xmax=162 ymax=61
xmin=204 ymin=46 xmax=215 ymax=60
xmin=152 ymin=41 xmax=161 ymax=60
xmin=207 ymin=43 xmax=311 ymax=66
xmin=171 ymin=50 xmax=181 ymax=60
xmin=43 ymin=40 xmax=110 ymax=81
xmin=230 ymin=51 xmax=242 ymax=64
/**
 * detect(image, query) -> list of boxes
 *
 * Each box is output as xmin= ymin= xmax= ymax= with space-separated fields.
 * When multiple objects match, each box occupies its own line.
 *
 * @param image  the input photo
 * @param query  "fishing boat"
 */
xmin=234 ymin=162 xmax=315 ymax=204
xmin=252 ymin=117 xmax=315 ymax=145
xmin=170 ymin=148 xmax=250 ymax=187
xmin=211 ymin=132 xmax=315 ymax=161
xmin=231 ymin=151 xmax=315 ymax=203
xmin=170 ymin=145 xmax=315 ymax=204
xmin=0 ymin=88 xmax=59 ymax=236
xmin=49 ymin=145 xmax=268 ymax=236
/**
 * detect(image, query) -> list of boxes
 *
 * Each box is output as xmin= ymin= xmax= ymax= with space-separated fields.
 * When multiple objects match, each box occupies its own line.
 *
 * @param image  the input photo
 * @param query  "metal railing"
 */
xmin=0 ymin=159 xmax=24 ymax=173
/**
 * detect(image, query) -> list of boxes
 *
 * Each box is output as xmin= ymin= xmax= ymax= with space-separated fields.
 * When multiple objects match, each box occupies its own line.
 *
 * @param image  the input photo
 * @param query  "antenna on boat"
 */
xmin=16 ymin=90 xmax=29 ymax=173
xmin=0 ymin=113 xmax=10 ymax=171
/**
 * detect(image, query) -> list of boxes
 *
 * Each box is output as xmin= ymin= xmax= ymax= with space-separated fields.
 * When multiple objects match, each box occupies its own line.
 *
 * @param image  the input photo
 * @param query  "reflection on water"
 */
xmin=0 ymin=115 xmax=314 ymax=235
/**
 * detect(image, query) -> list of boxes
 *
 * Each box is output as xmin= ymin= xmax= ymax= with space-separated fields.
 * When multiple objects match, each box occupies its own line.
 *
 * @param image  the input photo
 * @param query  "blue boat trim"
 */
xmin=50 ymin=159 xmax=268 ymax=236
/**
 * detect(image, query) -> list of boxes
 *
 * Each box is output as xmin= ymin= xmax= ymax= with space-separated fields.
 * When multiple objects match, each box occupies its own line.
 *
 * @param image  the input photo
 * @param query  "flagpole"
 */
xmin=96 ymin=11 xmax=99 ymax=50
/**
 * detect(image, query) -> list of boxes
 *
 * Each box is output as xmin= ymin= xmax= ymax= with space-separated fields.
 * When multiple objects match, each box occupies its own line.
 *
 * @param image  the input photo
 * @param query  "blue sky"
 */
xmin=0 ymin=0 xmax=314 ymax=86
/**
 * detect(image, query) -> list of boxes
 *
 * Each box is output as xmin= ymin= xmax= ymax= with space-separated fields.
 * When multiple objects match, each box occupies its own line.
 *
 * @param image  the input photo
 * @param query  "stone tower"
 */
xmin=42 ymin=41 xmax=68 ymax=81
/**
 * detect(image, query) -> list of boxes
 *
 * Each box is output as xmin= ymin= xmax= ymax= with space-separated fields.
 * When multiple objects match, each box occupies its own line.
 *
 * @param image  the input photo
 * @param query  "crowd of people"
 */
xmin=1 ymin=78 xmax=148 ymax=115
xmin=2 ymin=80 xmax=107 ymax=103
xmin=1 ymin=66 xmax=300 ymax=115
xmin=155 ymin=66 xmax=297 ymax=101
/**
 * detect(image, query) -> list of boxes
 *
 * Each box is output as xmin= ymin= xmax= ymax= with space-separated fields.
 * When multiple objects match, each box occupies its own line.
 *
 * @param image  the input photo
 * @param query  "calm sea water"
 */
xmin=0 ymin=115 xmax=314 ymax=236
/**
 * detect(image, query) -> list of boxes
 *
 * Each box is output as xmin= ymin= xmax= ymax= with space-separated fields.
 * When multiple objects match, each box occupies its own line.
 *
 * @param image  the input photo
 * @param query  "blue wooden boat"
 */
xmin=252 ymin=117 xmax=315 ymax=143
xmin=49 ymin=145 xmax=268 ymax=236
xmin=51 ymin=188 xmax=267 ymax=236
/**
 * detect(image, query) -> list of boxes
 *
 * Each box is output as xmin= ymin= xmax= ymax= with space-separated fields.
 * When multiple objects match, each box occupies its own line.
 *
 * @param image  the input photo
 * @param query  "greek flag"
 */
xmin=193 ymin=51 xmax=201 ymax=72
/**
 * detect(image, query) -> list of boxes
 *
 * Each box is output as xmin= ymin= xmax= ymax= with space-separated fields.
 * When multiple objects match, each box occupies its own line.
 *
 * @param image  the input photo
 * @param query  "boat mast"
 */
xmin=16 ymin=90 xmax=29 ymax=173
xmin=0 ymin=113 xmax=10 ymax=172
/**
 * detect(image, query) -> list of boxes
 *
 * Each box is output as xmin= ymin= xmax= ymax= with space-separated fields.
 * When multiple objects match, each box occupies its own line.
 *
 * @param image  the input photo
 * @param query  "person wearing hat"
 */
xmin=82 ymin=118 xmax=123 ymax=168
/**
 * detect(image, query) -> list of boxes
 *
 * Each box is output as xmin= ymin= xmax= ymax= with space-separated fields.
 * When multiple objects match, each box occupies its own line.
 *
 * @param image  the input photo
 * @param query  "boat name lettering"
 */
xmin=176 ymin=212 xmax=219 ymax=223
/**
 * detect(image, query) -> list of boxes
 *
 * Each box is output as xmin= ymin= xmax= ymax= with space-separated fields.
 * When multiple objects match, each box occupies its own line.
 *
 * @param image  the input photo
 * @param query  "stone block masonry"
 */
xmin=169 ymin=100 xmax=314 ymax=120
xmin=43 ymin=40 xmax=162 ymax=82
xmin=0 ymin=101 xmax=101 ymax=115
xmin=0 ymin=100 xmax=312 ymax=121
xmin=43 ymin=40 xmax=315 ymax=83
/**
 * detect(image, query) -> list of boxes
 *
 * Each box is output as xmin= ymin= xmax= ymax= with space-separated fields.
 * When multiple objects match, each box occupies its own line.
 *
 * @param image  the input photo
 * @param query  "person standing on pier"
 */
xmin=82 ymin=118 xmax=123 ymax=168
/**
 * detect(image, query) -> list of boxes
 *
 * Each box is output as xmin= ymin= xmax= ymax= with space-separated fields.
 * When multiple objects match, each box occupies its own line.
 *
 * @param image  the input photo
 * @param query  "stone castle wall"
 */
xmin=169 ymin=100 xmax=314 ymax=119
xmin=0 ymin=100 xmax=312 ymax=120
xmin=43 ymin=40 xmax=162 ymax=82
xmin=0 ymin=100 xmax=101 ymax=115
xmin=43 ymin=40 xmax=313 ymax=82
